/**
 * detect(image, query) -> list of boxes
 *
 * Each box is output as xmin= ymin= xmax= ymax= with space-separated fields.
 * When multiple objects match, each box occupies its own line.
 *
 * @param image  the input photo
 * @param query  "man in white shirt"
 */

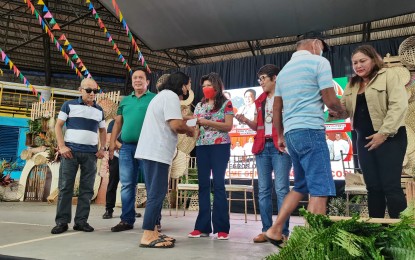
xmin=333 ymin=133 xmax=350 ymax=161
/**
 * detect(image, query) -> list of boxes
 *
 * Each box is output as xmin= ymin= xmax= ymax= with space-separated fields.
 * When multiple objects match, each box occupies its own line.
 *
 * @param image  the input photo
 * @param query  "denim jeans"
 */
xmin=119 ymin=143 xmax=141 ymax=225
xmin=141 ymin=159 xmax=169 ymax=230
xmin=55 ymin=152 xmax=97 ymax=225
xmin=285 ymin=129 xmax=335 ymax=196
xmin=195 ymin=144 xmax=230 ymax=234
xmin=256 ymin=142 xmax=292 ymax=236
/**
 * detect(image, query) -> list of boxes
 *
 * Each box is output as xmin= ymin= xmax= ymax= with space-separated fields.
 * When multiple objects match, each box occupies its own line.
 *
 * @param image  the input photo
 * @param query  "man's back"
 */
xmin=276 ymin=50 xmax=334 ymax=134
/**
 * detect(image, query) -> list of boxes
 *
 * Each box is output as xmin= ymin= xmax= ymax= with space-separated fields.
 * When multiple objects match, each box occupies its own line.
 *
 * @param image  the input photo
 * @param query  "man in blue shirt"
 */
xmin=265 ymin=38 xmax=345 ymax=247
xmin=52 ymin=78 xmax=106 ymax=234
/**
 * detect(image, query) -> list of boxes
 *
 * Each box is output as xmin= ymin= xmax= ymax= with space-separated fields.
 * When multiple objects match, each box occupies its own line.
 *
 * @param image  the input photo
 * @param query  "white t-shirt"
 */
xmin=135 ymin=90 xmax=183 ymax=165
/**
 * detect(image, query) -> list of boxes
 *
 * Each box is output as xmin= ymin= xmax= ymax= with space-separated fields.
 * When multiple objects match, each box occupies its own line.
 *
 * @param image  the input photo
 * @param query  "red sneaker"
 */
xmin=217 ymin=232 xmax=229 ymax=240
xmin=188 ymin=230 xmax=209 ymax=238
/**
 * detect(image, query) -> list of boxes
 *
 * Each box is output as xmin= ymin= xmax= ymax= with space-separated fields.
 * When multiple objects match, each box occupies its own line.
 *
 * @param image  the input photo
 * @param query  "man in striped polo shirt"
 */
xmin=109 ymin=69 xmax=156 ymax=232
xmin=265 ymin=38 xmax=345 ymax=247
xmin=51 ymin=78 xmax=106 ymax=234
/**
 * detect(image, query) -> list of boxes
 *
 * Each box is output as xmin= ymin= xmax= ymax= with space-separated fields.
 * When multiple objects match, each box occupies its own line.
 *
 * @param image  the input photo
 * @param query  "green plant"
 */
xmin=28 ymin=119 xmax=42 ymax=134
xmin=266 ymin=205 xmax=415 ymax=260
xmin=0 ymin=160 xmax=17 ymax=186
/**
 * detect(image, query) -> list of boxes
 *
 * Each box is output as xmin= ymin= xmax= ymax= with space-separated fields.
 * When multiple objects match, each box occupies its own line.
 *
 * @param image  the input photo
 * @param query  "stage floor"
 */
xmin=0 ymin=202 xmax=305 ymax=260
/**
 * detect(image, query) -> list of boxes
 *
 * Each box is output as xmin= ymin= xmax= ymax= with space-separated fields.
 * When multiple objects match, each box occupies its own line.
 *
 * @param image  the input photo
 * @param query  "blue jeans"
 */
xmin=195 ymin=144 xmax=230 ymax=234
xmin=285 ymin=129 xmax=335 ymax=196
xmin=141 ymin=159 xmax=169 ymax=230
xmin=119 ymin=143 xmax=141 ymax=225
xmin=256 ymin=142 xmax=292 ymax=236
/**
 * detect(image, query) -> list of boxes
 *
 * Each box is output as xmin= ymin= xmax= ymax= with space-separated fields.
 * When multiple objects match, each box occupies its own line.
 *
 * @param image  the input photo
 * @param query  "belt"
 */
xmin=265 ymin=137 xmax=273 ymax=142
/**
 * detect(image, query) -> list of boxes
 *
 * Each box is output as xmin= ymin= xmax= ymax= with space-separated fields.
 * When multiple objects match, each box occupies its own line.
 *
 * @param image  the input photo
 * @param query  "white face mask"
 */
xmin=319 ymin=49 xmax=323 ymax=56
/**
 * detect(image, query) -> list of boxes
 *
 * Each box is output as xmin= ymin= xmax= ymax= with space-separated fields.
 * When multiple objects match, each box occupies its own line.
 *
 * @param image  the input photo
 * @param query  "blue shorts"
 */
xmin=285 ymin=129 xmax=336 ymax=196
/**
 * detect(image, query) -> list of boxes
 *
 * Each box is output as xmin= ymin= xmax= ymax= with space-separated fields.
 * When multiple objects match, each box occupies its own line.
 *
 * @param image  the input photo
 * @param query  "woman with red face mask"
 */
xmin=188 ymin=72 xmax=234 ymax=240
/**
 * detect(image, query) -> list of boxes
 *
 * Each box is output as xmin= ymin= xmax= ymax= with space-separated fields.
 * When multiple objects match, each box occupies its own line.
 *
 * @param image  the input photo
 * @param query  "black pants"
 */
xmin=356 ymin=126 xmax=407 ymax=218
xmin=105 ymin=157 xmax=120 ymax=212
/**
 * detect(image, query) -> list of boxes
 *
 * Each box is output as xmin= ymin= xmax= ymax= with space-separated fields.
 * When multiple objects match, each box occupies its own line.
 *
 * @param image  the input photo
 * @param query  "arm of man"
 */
xmin=109 ymin=115 xmax=123 ymax=159
xmin=321 ymin=87 xmax=344 ymax=114
xmin=55 ymin=118 xmax=73 ymax=159
xmin=273 ymin=96 xmax=286 ymax=152
xmin=169 ymin=119 xmax=195 ymax=136
xmin=198 ymin=114 xmax=233 ymax=132
xmin=96 ymin=127 xmax=107 ymax=159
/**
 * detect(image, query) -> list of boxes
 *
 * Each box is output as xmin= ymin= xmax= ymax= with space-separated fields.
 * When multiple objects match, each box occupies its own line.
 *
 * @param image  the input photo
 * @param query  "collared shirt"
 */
xmin=276 ymin=50 xmax=334 ymax=134
xmin=117 ymin=90 xmax=156 ymax=143
xmin=58 ymin=97 xmax=105 ymax=152
xmin=341 ymin=68 xmax=407 ymax=135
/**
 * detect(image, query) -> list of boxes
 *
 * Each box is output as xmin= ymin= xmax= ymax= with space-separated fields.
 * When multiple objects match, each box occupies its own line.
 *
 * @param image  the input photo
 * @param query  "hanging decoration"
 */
xmin=23 ymin=0 xmax=83 ymax=80
xmin=84 ymin=1 xmax=132 ymax=76
xmin=110 ymin=0 xmax=151 ymax=73
xmin=34 ymin=0 xmax=95 ymax=82
xmin=0 ymin=47 xmax=44 ymax=102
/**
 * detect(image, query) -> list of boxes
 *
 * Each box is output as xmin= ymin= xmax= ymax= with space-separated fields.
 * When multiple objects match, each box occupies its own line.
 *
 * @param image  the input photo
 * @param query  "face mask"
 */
xmin=202 ymin=87 xmax=216 ymax=99
xmin=319 ymin=49 xmax=323 ymax=56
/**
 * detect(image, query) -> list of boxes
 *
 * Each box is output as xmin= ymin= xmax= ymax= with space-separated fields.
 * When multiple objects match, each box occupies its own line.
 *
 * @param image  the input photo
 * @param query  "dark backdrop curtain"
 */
xmin=149 ymin=36 xmax=406 ymax=104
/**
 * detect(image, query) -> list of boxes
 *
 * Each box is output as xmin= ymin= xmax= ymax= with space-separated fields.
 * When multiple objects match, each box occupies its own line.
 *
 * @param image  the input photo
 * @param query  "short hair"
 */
xmin=244 ymin=89 xmax=256 ymax=99
xmin=158 ymin=71 xmax=190 ymax=96
xmin=80 ymin=78 xmax=97 ymax=88
xmin=132 ymin=69 xmax=150 ymax=80
xmin=257 ymin=64 xmax=280 ymax=78
xmin=350 ymin=45 xmax=384 ymax=86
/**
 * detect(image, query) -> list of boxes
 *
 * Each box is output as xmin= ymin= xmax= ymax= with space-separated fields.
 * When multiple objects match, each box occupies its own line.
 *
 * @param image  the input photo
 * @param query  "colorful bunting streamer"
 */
xmin=111 ymin=0 xmax=151 ymax=73
xmin=24 ymin=0 xmax=84 ymax=80
xmin=85 ymin=0 xmax=132 ymax=75
xmin=0 ymin=47 xmax=44 ymax=102
xmin=33 ymin=0 xmax=96 ymax=82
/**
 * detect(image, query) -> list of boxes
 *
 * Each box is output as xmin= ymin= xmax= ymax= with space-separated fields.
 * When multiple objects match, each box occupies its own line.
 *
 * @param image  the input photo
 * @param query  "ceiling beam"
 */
xmin=247 ymin=41 xmax=256 ymax=56
xmin=164 ymin=50 xmax=180 ymax=68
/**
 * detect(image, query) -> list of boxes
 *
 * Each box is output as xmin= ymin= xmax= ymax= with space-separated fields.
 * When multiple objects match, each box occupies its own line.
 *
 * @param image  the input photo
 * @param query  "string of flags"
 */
xmin=0 ymin=47 xmax=44 ymax=102
xmin=23 ymin=0 xmax=84 ymax=80
xmin=110 ymin=0 xmax=151 ymax=73
xmin=35 ymin=0 xmax=96 ymax=82
xmin=85 ymin=0 xmax=132 ymax=76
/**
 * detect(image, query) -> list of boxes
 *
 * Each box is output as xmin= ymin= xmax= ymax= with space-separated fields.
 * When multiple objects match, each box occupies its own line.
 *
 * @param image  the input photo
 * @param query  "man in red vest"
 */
xmin=235 ymin=64 xmax=292 ymax=243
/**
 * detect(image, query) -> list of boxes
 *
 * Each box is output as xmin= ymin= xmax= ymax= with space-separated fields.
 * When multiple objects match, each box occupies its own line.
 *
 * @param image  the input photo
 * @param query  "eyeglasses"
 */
xmin=257 ymin=75 xmax=269 ymax=84
xmin=83 ymin=88 xmax=99 ymax=94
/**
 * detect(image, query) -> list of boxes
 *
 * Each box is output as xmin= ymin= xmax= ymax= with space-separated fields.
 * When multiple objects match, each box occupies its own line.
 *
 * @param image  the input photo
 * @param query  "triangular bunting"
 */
xmin=92 ymin=8 xmax=96 ymax=15
xmin=52 ymin=24 xmax=60 ymax=30
xmin=68 ymin=49 xmax=75 ymax=55
xmin=58 ymin=34 xmax=66 ymax=41
xmin=64 ymin=40 xmax=69 ymax=46
xmin=81 ymin=66 xmax=86 ymax=72
xmin=49 ymin=18 xmax=56 ymax=25
xmin=72 ymin=54 xmax=79 ymax=59
xmin=43 ymin=11 xmax=52 ymax=19
xmin=66 ymin=44 xmax=73 ymax=51
xmin=37 ymin=0 xmax=45 ymax=5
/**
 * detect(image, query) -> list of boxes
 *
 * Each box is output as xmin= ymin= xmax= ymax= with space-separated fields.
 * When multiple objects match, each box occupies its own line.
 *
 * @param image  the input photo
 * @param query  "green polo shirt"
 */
xmin=117 ymin=90 xmax=156 ymax=143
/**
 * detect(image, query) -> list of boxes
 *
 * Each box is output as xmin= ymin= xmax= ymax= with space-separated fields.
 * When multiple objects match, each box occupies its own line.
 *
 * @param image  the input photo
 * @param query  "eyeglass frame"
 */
xmin=257 ymin=75 xmax=270 ymax=84
xmin=82 ymin=88 xmax=99 ymax=94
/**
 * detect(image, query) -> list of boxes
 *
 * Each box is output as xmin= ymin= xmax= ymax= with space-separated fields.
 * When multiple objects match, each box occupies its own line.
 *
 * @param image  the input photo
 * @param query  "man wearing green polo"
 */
xmin=109 ymin=69 xmax=156 ymax=232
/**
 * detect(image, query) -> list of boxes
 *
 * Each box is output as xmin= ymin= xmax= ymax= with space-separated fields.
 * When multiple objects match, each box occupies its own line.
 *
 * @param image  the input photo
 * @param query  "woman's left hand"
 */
xmin=197 ymin=118 xmax=209 ymax=127
xmin=365 ymin=133 xmax=387 ymax=151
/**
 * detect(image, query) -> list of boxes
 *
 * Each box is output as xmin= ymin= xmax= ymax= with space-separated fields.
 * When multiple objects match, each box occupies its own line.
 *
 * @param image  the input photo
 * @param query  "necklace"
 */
xmin=265 ymin=97 xmax=273 ymax=123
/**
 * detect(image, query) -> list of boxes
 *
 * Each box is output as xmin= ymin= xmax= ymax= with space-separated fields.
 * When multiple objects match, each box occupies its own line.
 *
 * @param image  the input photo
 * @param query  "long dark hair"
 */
xmin=350 ymin=45 xmax=384 ymax=86
xmin=200 ymin=72 xmax=227 ymax=111
xmin=158 ymin=72 xmax=190 ymax=96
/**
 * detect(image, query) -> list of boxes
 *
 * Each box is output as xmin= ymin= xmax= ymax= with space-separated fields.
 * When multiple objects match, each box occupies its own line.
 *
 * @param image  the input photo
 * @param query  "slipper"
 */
xmin=139 ymin=238 xmax=174 ymax=248
xmin=159 ymin=234 xmax=176 ymax=243
xmin=264 ymin=234 xmax=284 ymax=249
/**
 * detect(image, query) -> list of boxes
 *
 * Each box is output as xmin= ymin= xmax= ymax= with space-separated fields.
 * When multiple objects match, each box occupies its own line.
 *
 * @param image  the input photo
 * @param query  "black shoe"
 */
xmin=135 ymin=212 xmax=142 ymax=218
xmin=111 ymin=221 xmax=134 ymax=232
xmin=51 ymin=223 xmax=68 ymax=234
xmin=103 ymin=210 xmax=113 ymax=219
xmin=73 ymin=223 xmax=94 ymax=232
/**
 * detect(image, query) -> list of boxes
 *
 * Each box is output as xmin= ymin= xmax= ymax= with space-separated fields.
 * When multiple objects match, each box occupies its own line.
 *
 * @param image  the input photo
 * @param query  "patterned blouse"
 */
xmin=194 ymin=100 xmax=234 ymax=146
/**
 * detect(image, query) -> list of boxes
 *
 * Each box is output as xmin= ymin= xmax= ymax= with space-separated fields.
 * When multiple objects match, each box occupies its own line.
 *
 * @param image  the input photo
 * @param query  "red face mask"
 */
xmin=202 ymin=87 xmax=216 ymax=99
